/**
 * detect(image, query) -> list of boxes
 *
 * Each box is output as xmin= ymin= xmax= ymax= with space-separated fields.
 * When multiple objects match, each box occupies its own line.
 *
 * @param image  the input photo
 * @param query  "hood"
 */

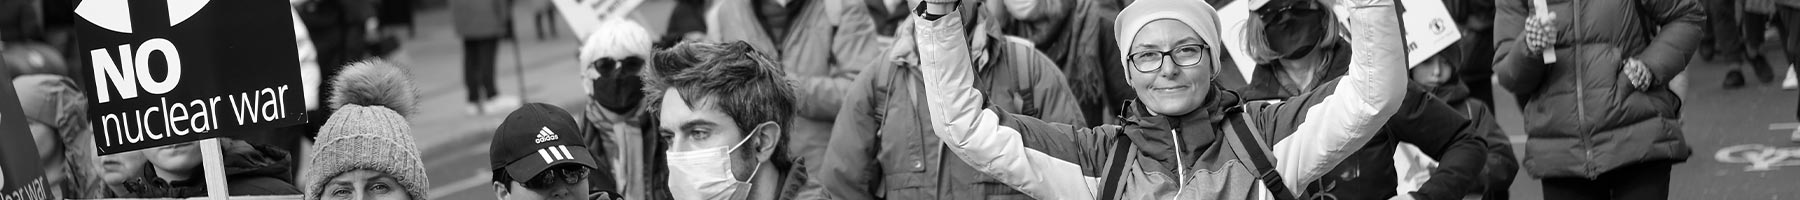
xmin=1235 ymin=43 xmax=1350 ymax=101
xmin=117 ymin=140 xmax=295 ymax=198
xmin=1117 ymin=85 xmax=1241 ymax=174
xmin=219 ymin=139 xmax=295 ymax=182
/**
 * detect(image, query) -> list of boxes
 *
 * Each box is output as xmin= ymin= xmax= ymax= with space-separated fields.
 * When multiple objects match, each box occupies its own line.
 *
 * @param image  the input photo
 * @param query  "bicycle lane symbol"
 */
xmin=1712 ymin=123 xmax=1800 ymax=172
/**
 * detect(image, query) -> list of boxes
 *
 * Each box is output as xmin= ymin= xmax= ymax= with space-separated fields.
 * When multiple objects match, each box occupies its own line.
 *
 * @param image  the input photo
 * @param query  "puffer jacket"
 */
xmin=805 ymin=34 xmax=1085 ymax=200
xmin=703 ymin=0 xmax=888 ymax=182
xmin=906 ymin=3 xmax=1409 ymax=198
xmin=1492 ymin=0 xmax=1702 ymax=179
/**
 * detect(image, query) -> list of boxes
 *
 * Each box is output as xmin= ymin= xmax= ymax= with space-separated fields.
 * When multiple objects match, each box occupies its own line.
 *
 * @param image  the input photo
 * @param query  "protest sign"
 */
xmin=1399 ymin=0 xmax=1462 ymax=67
xmin=76 ymin=0 xmax=305 ymax=155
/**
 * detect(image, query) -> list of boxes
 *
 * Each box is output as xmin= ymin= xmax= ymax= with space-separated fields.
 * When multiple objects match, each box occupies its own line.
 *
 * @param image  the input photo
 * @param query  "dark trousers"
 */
xmin=1781 ymin=6 xmax=1800 ymax=120
xmin=1540 ymin=161 xmax=1674 ymax=200
xmin=463 ymin=38 xmax=501 ymax=103
xmin=1709 ymin=0 xmax=1745 ymax=55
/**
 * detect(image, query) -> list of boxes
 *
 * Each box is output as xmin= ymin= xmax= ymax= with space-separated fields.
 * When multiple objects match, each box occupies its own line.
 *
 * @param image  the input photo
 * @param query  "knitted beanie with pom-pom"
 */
xmin=301 ymin=59 xmax=427 ymax=200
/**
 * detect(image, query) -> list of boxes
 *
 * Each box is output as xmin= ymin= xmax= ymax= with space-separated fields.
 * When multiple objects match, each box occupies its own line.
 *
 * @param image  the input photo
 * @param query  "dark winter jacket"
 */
xmin=120 ymin=140 xmax=301 ymax=198
xmin=806 ymin=35 xmax=1085 ymax=200
xmin=1226 ymin=46 xmax=1490 ymax=200
xmin=452 ymin=0 xmax=511 ymax=39
xmin=1493 ymin=0 xmax=1702 ymax=179
xmin=1426 ymin=76 xmax=1520 ymax=199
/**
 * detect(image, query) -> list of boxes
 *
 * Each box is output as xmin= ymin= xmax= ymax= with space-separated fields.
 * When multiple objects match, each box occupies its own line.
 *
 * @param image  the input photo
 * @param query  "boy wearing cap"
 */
xmin=641 ymin=41 xmax=795 ymax=200
xmin=490 ymin=103 xmax=599 ymax=200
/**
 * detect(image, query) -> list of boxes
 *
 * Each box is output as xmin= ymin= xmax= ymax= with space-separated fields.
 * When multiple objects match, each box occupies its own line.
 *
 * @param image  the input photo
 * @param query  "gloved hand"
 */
xmin=1624 ymin=58 xmax=1653 ymax=91
xmin=1523 ymin=13 xmax=1559 ymax=53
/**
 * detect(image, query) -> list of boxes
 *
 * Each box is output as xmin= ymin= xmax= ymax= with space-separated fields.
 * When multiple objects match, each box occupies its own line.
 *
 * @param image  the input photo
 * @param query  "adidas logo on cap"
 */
xmin=535 ymin=127 xmax=559 ymax=143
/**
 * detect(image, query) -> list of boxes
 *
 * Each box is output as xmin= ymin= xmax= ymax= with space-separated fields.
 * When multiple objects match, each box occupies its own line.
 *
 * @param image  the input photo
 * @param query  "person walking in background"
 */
xmin=702 ymin=0 xmax=889 ymax=196
xmin=804 ymin=0 xmax=1088 ymax=199
xmin=301 ymin=60 xmax=430 ymax=200
xmin=1493 ymin=0 xmax=1703 ymax=197
xmin=641 ymin=41 xmax=798 ymax=200
xmin=455 ymin=0 xmax=522 ymax=115
xmin=1725 ymin=0 xmax=1782 ymax=88
xmin=1776 ymin=0 xmax=1800 ymax=141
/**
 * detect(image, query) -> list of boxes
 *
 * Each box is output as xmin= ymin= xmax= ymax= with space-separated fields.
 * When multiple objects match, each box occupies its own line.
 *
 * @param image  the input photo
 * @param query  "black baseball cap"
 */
xmin=490 ymin=103 xmax=598 ymax=182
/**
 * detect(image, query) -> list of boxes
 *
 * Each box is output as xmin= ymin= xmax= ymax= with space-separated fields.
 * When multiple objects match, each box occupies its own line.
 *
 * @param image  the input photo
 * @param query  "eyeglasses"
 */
xmin=1127 ymin=44 xmax=1211 ymax=73
xmin=588 ymin=56 xmax=645 ymax=77
xmin=521 ymin=166 xmax=590 ymax=189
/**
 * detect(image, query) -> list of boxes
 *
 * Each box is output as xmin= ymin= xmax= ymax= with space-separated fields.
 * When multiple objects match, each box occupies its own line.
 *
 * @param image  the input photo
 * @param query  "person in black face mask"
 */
xmin=573 ymin=19 xmax=657 ymax=200
xmin=1230 ymin=0 xmax=1494 ymax=199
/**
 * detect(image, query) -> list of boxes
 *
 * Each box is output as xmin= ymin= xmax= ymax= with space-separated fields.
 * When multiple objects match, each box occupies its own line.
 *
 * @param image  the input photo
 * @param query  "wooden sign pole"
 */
xmin=1534 ymin=0 xmax=1557 ymax=64
xmin=200 ymin=138 xmax=229 ymax=200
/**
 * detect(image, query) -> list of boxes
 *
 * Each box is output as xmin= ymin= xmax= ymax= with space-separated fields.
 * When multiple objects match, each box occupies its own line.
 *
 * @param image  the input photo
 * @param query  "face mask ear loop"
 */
xmin=730 ymin=126 xmax=767 ymax=182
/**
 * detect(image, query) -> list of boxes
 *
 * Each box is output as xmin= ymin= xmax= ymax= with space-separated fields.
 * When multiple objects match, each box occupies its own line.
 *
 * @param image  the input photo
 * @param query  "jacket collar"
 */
xmin=1118 ymin=85 xmax=1241 ymax=174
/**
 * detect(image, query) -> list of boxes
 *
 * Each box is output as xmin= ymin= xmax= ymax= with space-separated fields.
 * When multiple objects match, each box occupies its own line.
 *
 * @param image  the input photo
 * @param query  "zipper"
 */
xmin=1569 ymin=0 xmax=1595 ymax=176
xmin=1172 ymin=129 xmax=1186 ymax=199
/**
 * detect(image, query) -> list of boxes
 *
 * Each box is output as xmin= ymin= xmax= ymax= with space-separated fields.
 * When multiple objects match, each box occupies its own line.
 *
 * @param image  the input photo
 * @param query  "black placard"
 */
xmin=76 ymin=0 xmax=305 ymax=155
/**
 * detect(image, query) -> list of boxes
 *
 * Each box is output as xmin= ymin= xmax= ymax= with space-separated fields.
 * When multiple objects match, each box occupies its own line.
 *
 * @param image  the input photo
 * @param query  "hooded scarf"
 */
xmin=1111 ymin=0 xmax=1237 ymax=174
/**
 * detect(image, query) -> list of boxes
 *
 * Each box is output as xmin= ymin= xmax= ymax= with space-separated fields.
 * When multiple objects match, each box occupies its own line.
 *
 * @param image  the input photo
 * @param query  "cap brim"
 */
xmin=504 ymin=145 xmax=599 ymax=182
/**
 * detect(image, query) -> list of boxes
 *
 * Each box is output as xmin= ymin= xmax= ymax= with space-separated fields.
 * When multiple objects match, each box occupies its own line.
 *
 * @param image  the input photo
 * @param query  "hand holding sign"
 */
xmin=1530 ymin=0 xmax=1557 ymax=63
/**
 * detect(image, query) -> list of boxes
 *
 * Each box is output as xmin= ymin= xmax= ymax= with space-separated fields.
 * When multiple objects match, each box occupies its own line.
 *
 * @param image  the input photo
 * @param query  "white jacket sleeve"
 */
xmin=911 ymin=12 xmax=1103 ymax=200
xmin=1267 ymin=0 xmax=1408 ymax=196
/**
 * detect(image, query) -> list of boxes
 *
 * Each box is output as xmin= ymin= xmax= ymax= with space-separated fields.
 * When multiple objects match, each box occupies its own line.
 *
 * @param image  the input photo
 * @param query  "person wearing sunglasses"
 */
xmin=906 ymin=0 xmax=1407 ymax=199
xmin=643 ymin=41 xmax=797 ymax=200
xmin=1232 ymin=0 xmax=1493 ymax=199
xmin=490 ymin=103 xmax=599 ymax=200
xmin=574 ymin=18 xmax=657 ymax=200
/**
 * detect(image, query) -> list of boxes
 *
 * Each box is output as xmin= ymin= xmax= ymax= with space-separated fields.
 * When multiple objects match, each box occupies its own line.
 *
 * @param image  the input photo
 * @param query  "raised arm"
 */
xmin=1260 ymin=0 xmax=1409 ymax=194
xmin=910 ymin=8 xmax=1108 ymax=199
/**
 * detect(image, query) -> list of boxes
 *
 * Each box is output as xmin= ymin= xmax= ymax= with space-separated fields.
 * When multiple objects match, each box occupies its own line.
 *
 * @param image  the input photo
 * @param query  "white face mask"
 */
xmin=666 ymin=133 xmax=761 ymax=200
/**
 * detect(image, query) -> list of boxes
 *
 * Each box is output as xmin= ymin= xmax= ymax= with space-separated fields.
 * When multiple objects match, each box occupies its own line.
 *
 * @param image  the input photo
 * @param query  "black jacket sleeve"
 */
xmin=1391 ymin=84 xmax=1489 ymax=200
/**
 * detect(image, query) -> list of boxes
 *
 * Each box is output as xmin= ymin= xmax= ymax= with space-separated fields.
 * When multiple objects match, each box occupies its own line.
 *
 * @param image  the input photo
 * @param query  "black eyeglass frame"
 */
xmin=1127 ymin=44 xmax=1212 ymax=73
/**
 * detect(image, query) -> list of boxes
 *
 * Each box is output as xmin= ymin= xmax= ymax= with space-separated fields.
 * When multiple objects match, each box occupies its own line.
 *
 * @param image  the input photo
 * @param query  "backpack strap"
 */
xmin=1224 ymin=112 xmax=1299 ymax=200
xmin=1098 ymin=134 xmax=1134 ymax=200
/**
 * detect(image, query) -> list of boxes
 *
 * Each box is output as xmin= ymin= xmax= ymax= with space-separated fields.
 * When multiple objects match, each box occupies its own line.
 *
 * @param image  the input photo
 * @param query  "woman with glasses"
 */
xmin=905 ymin=0 xmax=1407 ymax=199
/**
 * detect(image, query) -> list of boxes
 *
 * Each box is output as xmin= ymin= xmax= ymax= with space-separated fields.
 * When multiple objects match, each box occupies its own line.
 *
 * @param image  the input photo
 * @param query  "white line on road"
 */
xmin=1769 ymin=122 xmax=1799 ymax=130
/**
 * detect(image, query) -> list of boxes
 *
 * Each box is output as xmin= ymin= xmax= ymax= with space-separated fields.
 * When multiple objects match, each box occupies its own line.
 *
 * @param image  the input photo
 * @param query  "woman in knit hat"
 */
xmin=905 ymin=0 xmax=1407 ymax=199
xmin=302 ymin=59 xmax=428 ymax=200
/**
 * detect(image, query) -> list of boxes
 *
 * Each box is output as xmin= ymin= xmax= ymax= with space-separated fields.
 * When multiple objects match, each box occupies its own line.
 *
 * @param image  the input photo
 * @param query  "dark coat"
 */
xmin=1493 ymin=0 xmax=1703 ymax=179
xmin=808 ymin=36 xmax=1085 ymax=200
xmin=452 ymin=0 xmax=511 ymax=39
